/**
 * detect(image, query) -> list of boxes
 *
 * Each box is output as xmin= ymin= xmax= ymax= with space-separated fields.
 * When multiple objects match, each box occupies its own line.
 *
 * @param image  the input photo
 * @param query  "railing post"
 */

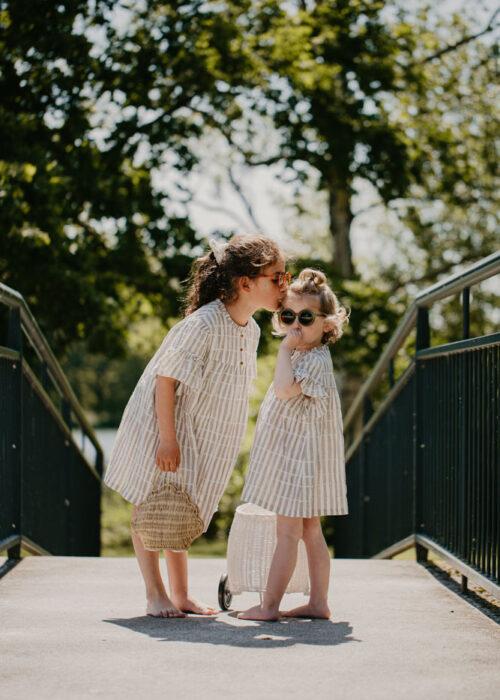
xmin=414 ymin=307 xmax=430 ymax=551
xmin=459 ymin=330 xmax=469 ymax=563
xmin=7 ymin=308 xmax=22 ymax=560
xmin=8 ymin=307 xmax=22 ymax=351
xmin=415 ymin=542 xmax=428 ymax=562
xmin=62 ymin=399 xmax=73 ymax=555
xmin=95 ymin=450 xmax=104 ymax=478
xmin=460 ymin=289 xmax=470 ymax=580
xmin=416 ymin=306 xmax=430 ymax=351
xmin=462 ymin=287 xmax=470 ymax=340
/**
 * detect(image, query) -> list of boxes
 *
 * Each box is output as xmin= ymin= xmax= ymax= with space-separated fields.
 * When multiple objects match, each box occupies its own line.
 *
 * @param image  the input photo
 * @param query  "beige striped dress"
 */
xmin=104 ymin=299 xmax=260 ymax=530
xmin=241 ymin=345 xmax=348 ymax=518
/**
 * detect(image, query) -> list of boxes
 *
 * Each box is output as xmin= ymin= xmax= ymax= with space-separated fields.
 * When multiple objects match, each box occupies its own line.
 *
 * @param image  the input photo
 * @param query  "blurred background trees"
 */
xmin=1 ymin=0 xmax=498 ymax=549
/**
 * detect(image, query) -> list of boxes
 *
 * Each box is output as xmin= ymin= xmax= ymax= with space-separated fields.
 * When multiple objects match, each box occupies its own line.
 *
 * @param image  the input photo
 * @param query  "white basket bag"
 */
xmin=227 ymin=503 xmax=310 ymax=595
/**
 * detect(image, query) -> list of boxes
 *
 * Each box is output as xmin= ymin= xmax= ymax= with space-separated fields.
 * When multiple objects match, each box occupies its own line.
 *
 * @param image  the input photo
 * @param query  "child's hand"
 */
xmin=282 ymin=328 xmax=302 ymax=350
xmin=156 ymin=438 xmax=181 ymax=471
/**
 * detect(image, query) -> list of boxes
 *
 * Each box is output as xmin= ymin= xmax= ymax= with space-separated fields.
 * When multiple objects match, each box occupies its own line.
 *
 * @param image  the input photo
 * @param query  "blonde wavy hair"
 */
xmin=272 ymin=268 xmax=348 ymax=345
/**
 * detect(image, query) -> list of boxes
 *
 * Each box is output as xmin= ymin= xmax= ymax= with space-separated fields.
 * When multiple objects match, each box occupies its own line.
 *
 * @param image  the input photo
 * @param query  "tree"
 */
xmin=379 ymin=15 xmax=499 ymax=292
xmin=200 ymin=1 xmax=498 ymax=278
xmin=2 ymin=0 xmax=496 ymax=358
xmin=0 ymin=0 xmax=241 ymax=356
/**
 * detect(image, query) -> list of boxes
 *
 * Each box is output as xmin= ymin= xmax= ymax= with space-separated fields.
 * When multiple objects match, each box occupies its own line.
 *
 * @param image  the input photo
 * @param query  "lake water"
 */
xmin=73 ymin=428 xmax=117 ymax=467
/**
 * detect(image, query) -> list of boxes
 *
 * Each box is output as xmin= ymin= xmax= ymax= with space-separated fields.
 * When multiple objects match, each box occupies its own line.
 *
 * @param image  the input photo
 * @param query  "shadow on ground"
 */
xmin=422 ymin=562 xmax=500 ymax=625
xmin=104 ymin=613 xmax=357 ymax=648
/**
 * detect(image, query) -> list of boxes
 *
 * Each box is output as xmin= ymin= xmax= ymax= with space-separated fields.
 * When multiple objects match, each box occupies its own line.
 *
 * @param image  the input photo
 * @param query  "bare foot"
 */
xmin=147 ymin=592 xmax=186 ymax=618
xmin=281 ymin=603 xmax=331 ymax=619
xmin=237 ymin=605 xmax=280 ymax=621
xmin=171 ymin=595 xmax=217 ymax=615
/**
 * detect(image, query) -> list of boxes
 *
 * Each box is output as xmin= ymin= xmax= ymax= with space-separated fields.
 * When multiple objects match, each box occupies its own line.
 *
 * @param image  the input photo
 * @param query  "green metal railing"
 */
xmin=334 ymin=252 xmax=500 ymax=599
xmin=0 ymin=283 xmax=102 ymax=558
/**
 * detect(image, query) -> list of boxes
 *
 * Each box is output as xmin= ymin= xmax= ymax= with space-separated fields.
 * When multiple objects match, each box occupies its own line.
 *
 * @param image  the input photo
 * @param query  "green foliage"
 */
xmin=0 ymin=1 xmax=224 ymax=357
xmin=379 ymin=24 xmax=499 ymax=290
xmin=101 ymin=485 xmax=134 ymax=556
xmin=243 ymin=0 xmax=414 ymax=195
xmin=204 ymin=1 xmax=498 ymax=277
xmin=63 ymin=306 xmax=169 ymax=425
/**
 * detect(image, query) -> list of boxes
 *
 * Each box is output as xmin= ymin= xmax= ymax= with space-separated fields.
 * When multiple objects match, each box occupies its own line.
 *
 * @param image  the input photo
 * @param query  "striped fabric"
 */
xmin=104 ymin=298 xmax=260 ymax=530
xmin=241 ymin=345 xmax=348 ymax=518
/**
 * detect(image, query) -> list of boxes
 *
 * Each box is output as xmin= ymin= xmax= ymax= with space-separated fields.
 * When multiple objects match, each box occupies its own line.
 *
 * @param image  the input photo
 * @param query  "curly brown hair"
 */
xmin=184 ymin=233 xmax=283 ymax=315
xmin=272 ymin=268 xmax=348 ymax=344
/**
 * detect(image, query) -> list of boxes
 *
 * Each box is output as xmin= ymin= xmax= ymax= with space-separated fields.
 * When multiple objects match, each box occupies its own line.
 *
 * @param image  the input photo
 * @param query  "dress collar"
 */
xmin=215 ymin=298 xmax=250 ymax=332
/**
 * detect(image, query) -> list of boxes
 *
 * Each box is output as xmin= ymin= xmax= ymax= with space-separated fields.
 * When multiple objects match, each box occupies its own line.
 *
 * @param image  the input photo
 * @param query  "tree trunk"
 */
xmin=326 ymin=171 xmax=360 ymax=413
xmin=328 ymin=174 xmax=354 ymax=277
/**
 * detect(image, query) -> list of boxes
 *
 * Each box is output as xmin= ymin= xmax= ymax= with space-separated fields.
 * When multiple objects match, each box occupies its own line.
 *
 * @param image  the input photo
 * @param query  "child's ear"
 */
xmin=323 ymin=316 xmax=336 ymax=333
xmin=238 ymin=276 xmax=251 ymax=294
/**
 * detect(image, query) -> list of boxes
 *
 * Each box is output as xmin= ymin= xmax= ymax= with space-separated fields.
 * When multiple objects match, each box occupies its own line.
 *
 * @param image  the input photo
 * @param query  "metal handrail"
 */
xmin=344 ymin=250 xmax=500 ymax=432
xmin=0 ymin=281 xmax=102 ymax=462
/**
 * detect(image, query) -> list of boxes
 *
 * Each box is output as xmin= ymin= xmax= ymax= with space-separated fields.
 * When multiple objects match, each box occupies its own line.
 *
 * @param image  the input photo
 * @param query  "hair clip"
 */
xmin=208 ymin=238 xmax=227 ymax=265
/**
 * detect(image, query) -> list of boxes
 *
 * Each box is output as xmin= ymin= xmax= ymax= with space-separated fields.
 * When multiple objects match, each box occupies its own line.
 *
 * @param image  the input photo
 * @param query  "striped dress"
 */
xmin=241 ymin=345 xmax=348 ymax=518
xmin=104 ymin=299 xmax=260 ymax=530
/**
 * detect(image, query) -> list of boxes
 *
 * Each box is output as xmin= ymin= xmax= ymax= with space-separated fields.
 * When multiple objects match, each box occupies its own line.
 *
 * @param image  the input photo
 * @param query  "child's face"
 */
xmin=281 ymin=292 xmax=330 ymax=349
xmin=249 ymin=258 xmax=288 ymax=312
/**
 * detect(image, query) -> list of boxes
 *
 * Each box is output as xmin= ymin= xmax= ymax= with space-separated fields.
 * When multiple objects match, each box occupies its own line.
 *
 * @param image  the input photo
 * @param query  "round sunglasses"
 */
xmin=280 ymin=308 xmax=327 ymax=327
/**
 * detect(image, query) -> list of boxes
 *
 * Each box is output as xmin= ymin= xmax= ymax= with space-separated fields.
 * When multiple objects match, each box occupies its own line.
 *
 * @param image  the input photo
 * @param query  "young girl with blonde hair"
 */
xmin=105 ymin=234 xmax=289 ymax=618
xmin=238 ymin=268 xmax=348 ymax=621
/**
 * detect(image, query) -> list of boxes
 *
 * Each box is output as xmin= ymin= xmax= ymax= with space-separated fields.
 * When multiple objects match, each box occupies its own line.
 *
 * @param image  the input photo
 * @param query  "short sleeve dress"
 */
xmin=104 ymin=299 xmax=260 ymax=530
xmin=241 ymin=345 xmax=348 ymax=518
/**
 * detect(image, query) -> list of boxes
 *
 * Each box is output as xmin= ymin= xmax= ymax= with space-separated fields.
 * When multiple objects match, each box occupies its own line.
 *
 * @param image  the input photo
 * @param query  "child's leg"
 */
xmin=237 ymin=515 xmax=303 ymax=621
xmin=282 ymin=516 xmax=331 ymax=619
xmin=131 ymin=507 xmax=185 ymax=618
xmin=163 ymin=550 xmax=217 ymax=615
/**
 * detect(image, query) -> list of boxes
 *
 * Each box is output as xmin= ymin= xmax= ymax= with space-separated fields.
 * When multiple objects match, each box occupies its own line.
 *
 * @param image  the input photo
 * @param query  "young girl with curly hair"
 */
xmin=238 ymin=268 xmax=348 ymax=621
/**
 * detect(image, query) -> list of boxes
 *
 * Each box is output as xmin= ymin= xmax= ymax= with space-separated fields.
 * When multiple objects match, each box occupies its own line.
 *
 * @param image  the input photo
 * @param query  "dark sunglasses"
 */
xmin=280 ymin=308 xmax=327 ymax=327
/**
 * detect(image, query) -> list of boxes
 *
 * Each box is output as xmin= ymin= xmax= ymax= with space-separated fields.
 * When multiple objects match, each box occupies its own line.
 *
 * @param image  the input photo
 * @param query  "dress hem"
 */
xmin=240 ymin=496 xmax=349 ymax=519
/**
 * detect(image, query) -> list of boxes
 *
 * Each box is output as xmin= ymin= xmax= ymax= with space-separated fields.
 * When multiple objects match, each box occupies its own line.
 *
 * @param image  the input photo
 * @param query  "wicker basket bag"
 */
xmin=131 ymin=470 xmax=204 ymax=552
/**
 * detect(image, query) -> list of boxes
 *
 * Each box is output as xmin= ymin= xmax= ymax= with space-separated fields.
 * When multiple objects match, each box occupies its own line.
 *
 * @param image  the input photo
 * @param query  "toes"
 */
xmin=160 ymin=608 xmax=183 ymax=618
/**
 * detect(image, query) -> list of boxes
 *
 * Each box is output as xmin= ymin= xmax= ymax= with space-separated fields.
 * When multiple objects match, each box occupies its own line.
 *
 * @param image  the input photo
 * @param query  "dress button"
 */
xmin=240 ymin=334 xmax=244 ymax=338
xmin=240 ymin=348 xmax=244 ymax=351
xmin=240 ymin=361 xmax=244 ymax=366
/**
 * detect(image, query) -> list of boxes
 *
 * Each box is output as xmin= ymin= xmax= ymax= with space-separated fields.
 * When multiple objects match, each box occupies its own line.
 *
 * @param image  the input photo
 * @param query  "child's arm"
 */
xmin=274 ymin=331 xmax=303 ymax=399
xmin=155 ymin=376 xmax=181 ymax=471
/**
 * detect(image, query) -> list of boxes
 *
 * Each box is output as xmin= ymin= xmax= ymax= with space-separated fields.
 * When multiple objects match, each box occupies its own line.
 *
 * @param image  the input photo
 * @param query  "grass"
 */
xmin=101 ymin=487 xmax=134 ymax=557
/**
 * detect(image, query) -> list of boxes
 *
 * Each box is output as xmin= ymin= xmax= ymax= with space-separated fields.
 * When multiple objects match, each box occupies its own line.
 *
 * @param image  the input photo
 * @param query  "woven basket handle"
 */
xmin=152 ymin=468 xmax=186 ymax=492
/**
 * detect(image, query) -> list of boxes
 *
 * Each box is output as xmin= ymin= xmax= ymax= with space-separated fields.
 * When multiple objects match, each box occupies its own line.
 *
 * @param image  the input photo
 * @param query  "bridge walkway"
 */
xmin=1 ymin=557 xmax=498 ymax=699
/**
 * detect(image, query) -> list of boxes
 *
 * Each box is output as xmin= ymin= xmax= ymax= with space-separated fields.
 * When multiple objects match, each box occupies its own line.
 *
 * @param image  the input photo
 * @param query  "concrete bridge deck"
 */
xmin=1 ymin=557 xmax=499 ymax=699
